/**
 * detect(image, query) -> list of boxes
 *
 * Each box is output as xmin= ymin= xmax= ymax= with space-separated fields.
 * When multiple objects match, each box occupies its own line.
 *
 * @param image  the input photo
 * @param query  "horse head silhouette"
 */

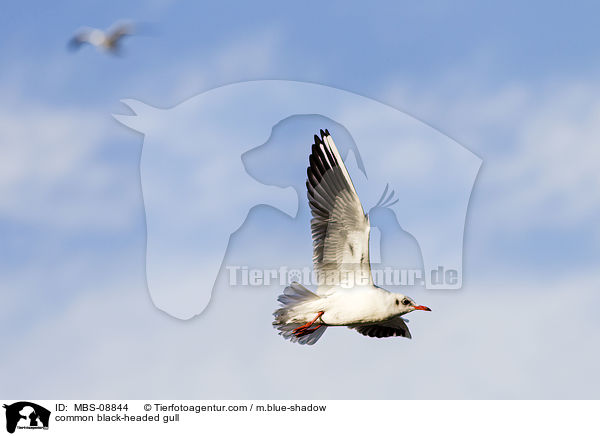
xmin=114 ymin=80 xmax=481 ymax=319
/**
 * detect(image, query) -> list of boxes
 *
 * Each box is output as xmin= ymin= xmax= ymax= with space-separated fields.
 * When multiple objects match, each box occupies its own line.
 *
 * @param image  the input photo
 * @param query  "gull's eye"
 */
xmin=402 ymin=299 xmax=410 ymax=306
xmin=395 ymin=299 xmax=399 ymax=305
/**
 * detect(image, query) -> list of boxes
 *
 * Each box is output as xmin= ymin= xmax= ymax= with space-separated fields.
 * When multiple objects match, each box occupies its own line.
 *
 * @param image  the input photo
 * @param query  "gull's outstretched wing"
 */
xmin=107 ymin=21 xmax=135 ymax=45
xmin=68 ymin=27 xmax=95 ymax=50
xmin=349 ymin=317 xmax=412 ymax=339
xmin=306 ymin=129 xmax=372 ymax=292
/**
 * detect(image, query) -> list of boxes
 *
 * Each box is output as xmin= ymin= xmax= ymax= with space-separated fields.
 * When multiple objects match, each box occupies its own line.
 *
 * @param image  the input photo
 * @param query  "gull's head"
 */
xmin=390 ymin=294 xmax=431 ymax=315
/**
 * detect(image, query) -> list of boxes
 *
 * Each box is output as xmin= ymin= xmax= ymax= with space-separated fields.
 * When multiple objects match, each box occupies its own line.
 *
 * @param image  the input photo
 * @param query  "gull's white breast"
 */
xmin=319 ymin=286 xmax=393 ymax=325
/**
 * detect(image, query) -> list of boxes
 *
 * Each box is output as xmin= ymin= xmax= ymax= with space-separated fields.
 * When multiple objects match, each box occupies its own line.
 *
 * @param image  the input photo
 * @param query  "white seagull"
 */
xmin=68 ymin=21 xmax=134 ymax=54
xmin=273 ymin=129 xmax=431 ymax=345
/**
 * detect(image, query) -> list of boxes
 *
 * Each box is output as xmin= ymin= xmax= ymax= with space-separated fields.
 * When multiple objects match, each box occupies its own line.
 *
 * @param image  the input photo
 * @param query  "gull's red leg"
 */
xmin=293 ymin=311 xmax=324 ymax=337
xmin=295 ymin=324 xmax=322 ymax=337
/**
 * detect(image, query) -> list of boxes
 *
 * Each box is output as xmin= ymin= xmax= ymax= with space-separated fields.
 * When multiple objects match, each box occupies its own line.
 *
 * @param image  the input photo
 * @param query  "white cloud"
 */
xmin=125 ymin=26 xmax=286 ymax=108
xmin=382 ymin=77 xmax=600 ymax=234
xmin=499 ymin=82 xmax=600 ymax=227
xmin=0 ymin=102 xmax=140 ymax=231
xmin=2 ymin=263 xmax=598 ymax=398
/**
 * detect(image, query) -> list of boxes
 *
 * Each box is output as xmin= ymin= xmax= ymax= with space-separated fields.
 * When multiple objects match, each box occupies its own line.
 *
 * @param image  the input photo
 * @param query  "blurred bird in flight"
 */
xmin=68 ymin=21 xmax=135 ymax=55
xmin=273 ymin=129 xmax=431 ymax=345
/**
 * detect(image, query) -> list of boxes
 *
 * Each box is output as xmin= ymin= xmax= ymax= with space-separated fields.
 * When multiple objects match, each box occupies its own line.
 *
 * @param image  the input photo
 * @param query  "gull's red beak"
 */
xmin=413 ymin=305 xmax=431 ymax=311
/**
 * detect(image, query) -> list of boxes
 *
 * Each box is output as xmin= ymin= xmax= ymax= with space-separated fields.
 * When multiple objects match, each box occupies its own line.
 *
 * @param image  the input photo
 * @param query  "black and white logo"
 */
xmin=3 ymin=402 xmax=50 ymax=433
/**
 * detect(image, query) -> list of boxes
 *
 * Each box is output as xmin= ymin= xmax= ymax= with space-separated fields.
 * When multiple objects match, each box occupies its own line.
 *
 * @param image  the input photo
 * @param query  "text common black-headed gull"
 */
xmin=273 ymin=129 xmax=431 ymax=345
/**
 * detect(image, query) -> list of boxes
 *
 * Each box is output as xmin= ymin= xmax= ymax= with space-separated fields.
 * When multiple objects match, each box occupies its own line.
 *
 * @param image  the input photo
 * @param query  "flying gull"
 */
xmin=273 ymin=129 xmax=431 ymax=345
xmin=68 ymin=21 xmax=134 ymax=54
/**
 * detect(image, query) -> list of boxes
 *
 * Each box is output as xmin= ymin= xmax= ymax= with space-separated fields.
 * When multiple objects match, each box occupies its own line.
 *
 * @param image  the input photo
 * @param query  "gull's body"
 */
xmin=273 ymin=129 xmax=431 ymax=345
xmin=68 ymin=21 xmax=134 ymax=54
xmin=282 ymin=285 xmax=397 ymax=326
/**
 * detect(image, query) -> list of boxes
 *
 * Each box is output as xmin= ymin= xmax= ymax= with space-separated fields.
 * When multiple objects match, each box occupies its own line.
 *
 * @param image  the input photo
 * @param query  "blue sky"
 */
xmin=1 ymin=1 xmax=599 ymax=398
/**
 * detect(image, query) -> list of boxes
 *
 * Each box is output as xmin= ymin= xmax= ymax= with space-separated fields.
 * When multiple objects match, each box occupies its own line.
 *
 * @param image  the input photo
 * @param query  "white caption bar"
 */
xmin=0 ymin=400 xmax=597 ymax=436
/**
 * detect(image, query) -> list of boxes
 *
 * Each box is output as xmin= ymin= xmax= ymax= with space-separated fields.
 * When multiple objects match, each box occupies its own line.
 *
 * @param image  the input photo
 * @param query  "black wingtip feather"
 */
xmin=307 ymin=166 xmax=322 ymax=185
xmin=306 ymin=129 xmax=345 ymax=198
xmin=309 ymin=153 xmax=326 ymax=176
xmin=321 ymin=140 xmax=338 ymax=169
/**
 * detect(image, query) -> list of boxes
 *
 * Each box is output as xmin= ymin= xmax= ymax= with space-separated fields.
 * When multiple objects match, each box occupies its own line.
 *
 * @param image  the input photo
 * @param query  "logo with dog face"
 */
xmin=3 ymin=402 xmax=50 ymax=433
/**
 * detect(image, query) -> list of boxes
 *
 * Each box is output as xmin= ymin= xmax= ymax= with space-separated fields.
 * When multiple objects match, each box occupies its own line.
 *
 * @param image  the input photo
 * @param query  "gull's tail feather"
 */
xmin=273 ymin=282 xmax=327 ymax=345
xmin=275 ymin=282 xmax=318 ymax=309
xmin=276 ymin=322 xmax=328 ymax=345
